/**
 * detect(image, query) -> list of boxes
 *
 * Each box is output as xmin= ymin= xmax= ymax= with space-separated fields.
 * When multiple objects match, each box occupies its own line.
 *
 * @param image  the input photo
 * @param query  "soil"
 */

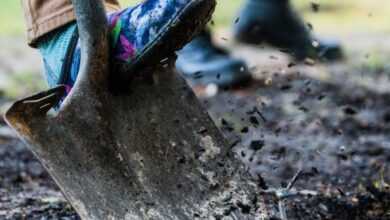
xmin=1 ymin=36 xmax=390 ymax=219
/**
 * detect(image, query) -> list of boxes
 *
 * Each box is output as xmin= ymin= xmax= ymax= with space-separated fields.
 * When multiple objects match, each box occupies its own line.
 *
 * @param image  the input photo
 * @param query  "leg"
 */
xmin=38 ymin=0 xmax=216 ymax=97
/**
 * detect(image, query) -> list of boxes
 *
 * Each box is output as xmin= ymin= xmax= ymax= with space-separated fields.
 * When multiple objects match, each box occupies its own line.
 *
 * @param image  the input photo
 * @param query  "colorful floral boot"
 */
xmin=38 ymin=0 xmax=216 ymax=95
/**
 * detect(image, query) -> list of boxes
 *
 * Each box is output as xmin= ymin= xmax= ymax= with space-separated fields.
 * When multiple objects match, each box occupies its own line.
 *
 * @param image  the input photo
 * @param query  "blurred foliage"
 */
xmin=295 ymin=0 xmax=390 ymax=34
xmin=0 ymin=0 xmax=24 ymax=36
xmin=0 ymin=71 xmax=46 ymax=99
xmin=1 ymin=0 xmax=389 ymax=37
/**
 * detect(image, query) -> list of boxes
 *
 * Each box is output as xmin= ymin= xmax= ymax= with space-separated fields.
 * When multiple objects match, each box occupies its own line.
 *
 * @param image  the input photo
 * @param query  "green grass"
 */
xmin=0 ymin=0 xmax=389 ymax=37
xmin=0 ymin=0 xmax=24 ymax=36
xmin=1 ymin=71 xmax=46 ymax=99
xmin=295 ymin=0 xmax=390 ymax=34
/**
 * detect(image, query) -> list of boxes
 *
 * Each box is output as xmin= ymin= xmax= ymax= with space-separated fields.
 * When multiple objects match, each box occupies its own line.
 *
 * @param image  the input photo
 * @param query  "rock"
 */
xmin=343 ymin=106 xmax=358 ymax=115
xmin=249 ymin=140 xmax=265 ymax=151
xmin=27 ymin=161 xmax=45 ymax=177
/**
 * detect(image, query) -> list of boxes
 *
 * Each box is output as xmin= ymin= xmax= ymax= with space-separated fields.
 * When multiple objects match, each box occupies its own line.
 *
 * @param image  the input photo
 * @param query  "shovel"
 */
xmin=5 ymin=0 xmax=259 ymax=219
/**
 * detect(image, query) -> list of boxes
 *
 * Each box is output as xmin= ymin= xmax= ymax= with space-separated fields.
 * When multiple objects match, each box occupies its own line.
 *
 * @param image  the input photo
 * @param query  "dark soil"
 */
xmin=1 ymin=46 xmax=390 ymax=219
xmin=201 ymin=55 xmax=390 ymax=219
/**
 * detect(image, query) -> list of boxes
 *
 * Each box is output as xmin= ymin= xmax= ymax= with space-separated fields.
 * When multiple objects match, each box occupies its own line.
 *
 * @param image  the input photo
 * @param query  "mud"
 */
xmin=1 ymin=42 xmax=390 ymax=219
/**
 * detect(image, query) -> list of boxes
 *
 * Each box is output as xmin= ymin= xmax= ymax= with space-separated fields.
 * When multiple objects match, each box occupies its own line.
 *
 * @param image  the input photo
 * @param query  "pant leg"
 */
xmin=38 ymin=0 xmax=209 ymax=95
xmin=37 ymin=6 xmax=142 ymax=91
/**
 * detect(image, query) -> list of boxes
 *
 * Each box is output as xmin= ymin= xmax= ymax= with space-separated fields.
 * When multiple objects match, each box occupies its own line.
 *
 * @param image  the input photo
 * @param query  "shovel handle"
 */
xmin=71 ymin=0 xmax=108 ymax=48
xmin=54 ymin=0 xmax=112 ymax=112
xmin=69 ymin=0 xmax=110 ymax=90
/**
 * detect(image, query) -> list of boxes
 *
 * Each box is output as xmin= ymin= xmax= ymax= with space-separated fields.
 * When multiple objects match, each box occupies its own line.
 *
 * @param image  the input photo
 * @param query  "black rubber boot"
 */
xmin=233 ymin=0 xmax=343 ymax=61
xmin=176 ymin=31 xmax=252 ymax=88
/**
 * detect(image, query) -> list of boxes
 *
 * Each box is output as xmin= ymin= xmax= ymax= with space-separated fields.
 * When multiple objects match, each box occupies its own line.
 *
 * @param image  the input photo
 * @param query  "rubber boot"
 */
xmin=176 ymin=30 xmax=252 ymax=88
xmin=233 ymin=0 xmax=343 ymax=61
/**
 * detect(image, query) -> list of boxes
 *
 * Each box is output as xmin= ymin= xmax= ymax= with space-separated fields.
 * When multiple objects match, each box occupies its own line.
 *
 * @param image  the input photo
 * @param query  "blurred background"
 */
xmin=1 ymin=0 xmax=390 ymax=180
xmin=0 ymin=0 xmax=389 ymax=99
xmin=1 ymin=1 xmax=390 ymax=219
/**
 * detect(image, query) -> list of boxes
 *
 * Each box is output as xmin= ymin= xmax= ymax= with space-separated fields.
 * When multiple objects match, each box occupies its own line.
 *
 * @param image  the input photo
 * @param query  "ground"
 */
xmin=1 ymin=32 xmax=390 ymax=219
xmin=1 ymin=1 xmax=390 ymax=219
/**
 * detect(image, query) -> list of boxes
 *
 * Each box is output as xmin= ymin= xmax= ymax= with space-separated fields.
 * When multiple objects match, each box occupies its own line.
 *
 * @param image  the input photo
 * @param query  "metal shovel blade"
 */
xmin=4 ymin=0 xmax=259 ymax=219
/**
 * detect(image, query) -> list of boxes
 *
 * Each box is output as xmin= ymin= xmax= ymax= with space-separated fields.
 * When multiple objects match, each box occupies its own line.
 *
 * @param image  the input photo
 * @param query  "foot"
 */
xmin=233 ymin=0 xmax=343 ymax=61
xmin=38 ymin=0 xmax=216 ymax=95
xmin=176 ymin=31 xmax=252 ymax=88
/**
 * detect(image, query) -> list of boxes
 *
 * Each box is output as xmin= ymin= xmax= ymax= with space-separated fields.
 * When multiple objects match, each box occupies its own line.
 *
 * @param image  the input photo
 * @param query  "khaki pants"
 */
xmin=22 ymin=0 xmax=121 ymax=47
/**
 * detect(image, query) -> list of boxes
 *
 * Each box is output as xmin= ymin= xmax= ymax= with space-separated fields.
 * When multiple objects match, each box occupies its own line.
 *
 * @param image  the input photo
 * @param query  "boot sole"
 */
xmin=114 ymin=0 xmax=217 ymax=83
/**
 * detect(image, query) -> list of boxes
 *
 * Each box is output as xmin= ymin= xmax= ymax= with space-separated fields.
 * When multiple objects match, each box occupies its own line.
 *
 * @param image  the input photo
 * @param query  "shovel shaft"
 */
xmin=64 ymin=0 xmax=110 ymax=107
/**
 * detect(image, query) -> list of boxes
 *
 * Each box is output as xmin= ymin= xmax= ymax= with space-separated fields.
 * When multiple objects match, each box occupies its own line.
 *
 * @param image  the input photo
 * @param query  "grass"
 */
xmin=0 ymin=1 xmax=24 ymax=36
xmin=1 ymin=71 xmax=46 ymax=98
xmin=296 ymin=0 xmax=390 ymax=34
xmin=1 ymin=0 xmax=389 ymax=37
